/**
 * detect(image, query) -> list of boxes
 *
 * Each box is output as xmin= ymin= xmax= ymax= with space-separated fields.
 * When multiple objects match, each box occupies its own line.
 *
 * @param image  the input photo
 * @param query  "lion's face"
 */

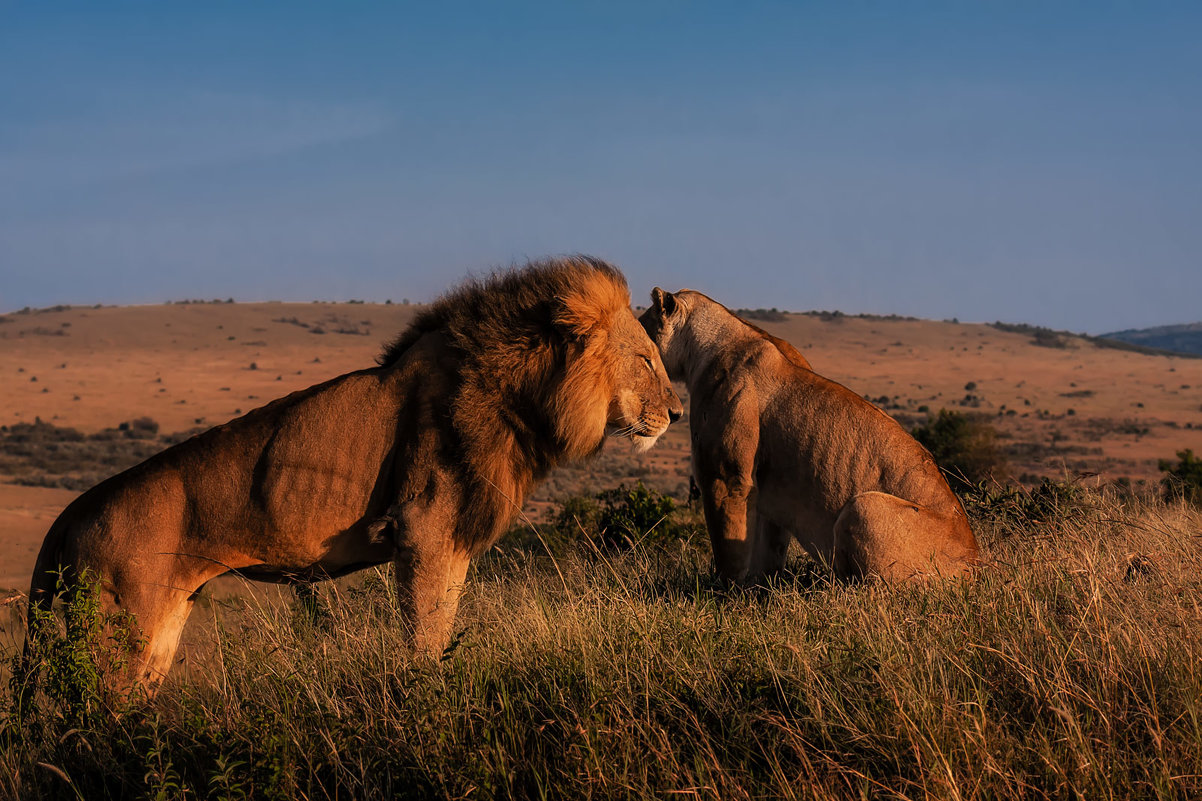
xmin=552 ymin=278 xmax=682 ymax=457
xmin=600 ymin=309 xmax=683 ymax=452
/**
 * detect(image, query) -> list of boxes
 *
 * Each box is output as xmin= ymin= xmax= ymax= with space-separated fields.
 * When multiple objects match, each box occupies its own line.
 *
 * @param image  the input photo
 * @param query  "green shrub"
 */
xmin=594 ymin=482 xmax=680 ymax=550
xmin=911 ymin=409 xmax=1008 ymax=491
xmin=1159 ymin=448 xmax=1202 ymax=506
xmin=499 ymin=482 xmax=697 ymax=555
xmin=554 ymin=494 xmax=600 ymax=538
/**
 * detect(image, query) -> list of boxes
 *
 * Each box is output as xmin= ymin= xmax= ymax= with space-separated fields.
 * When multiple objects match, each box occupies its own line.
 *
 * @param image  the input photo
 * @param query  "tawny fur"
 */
xmin=640 ymin=288 xmax=978 ymax=583
xmin=25 ymin=256 xmax=682 ymax=695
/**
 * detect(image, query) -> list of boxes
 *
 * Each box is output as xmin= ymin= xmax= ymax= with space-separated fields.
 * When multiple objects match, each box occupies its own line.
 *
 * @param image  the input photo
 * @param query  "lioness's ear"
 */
xmin=651 ymin=287 xmax=677 ymax=316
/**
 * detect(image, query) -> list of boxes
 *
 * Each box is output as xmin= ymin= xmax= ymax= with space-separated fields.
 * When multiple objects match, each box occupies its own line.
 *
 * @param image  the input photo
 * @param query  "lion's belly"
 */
xmin=235 ymin=521 xmax=395 ymax=581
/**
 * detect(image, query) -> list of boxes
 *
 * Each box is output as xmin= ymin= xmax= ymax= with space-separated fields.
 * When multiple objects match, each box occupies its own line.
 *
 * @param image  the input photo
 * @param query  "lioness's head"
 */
xmin=637 ymin=287 xmax=700 ymax=382
xmin=552 ymin=272 xmax=682 ymax=455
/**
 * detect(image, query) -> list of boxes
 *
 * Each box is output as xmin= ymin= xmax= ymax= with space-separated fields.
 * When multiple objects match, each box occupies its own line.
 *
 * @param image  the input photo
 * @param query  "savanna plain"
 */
xmin=2 ymin=301 xmax=1201 ymax=799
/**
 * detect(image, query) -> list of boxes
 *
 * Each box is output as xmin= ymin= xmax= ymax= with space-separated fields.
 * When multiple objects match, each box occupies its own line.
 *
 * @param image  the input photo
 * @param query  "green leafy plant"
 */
xmin=960 ymin=478 xmax=1089 ymax=532
xmin=14 ymin=569 xmax=145 ymax=726
xmin=594 ymin=482 xmax=681 ymax=550
xmin=499 ymin=482 xmax=697 ymax=555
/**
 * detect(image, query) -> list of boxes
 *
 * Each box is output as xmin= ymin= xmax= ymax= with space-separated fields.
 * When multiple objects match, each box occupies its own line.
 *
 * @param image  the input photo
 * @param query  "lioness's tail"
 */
xmin=27 ymin=515 xmax=72 ymax=626
xmin=19 ymin=515 xmax=73 ymax=706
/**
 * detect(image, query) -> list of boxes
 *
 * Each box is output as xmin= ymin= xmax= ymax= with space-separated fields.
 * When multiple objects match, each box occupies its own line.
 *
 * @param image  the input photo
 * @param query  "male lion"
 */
xmin=26 ymin=257 xmax=682 ymax=693
xmin=639 ymin=288 xmax=978 ymax=582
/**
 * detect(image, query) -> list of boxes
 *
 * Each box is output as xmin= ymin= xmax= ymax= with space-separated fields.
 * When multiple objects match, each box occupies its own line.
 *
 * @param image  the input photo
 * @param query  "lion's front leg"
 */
xmin=390 ymin=506 xmax=472 ymax=658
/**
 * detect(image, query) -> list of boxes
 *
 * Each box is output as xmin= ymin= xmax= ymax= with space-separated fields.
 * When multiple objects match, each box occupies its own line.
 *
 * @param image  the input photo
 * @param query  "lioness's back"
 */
xmin=756 ymin=358 xmax=963 ymax=518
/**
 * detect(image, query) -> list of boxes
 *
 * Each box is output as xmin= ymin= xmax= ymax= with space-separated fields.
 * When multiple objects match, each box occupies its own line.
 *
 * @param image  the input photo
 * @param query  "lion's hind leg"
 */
xmin=22 ymin=566 xmax=203 ymax=706
xmin=832 ymin=491 xmax=976 ymax=581
xmin=87 ymin=542 xmax=229 ymax=699
xmin=90 ymin=573 xmax=206 ymax=699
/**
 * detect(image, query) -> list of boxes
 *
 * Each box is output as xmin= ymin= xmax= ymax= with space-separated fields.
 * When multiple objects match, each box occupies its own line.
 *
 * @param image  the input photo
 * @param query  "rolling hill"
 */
xmin=3 ymin=300 xmax=1202 ymax=589
xmin=1101 ymin=322 xmax=1202 ymax=356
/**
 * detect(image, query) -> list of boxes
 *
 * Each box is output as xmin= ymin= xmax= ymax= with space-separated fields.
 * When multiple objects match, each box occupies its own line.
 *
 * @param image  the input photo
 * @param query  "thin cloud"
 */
xmin=0 ymin=91 xmax=394 ymax=191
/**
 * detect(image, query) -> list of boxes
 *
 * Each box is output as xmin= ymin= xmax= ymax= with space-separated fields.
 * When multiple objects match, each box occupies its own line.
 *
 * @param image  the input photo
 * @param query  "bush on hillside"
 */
xmin=0 ymin=419 xmax=171 ymax=491
xmin=734 ymin=308 xmax=788 ymax=323
xmin=1160 ymin=448 xmax=1202 ymax=506
xmin=912 ymin=409 xmax=1008 ymax=491
xmin=117 ymin=416 xmax=160 ymax=439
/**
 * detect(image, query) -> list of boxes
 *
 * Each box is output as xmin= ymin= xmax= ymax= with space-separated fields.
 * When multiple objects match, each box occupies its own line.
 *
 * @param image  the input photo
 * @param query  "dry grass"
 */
xmin=2 ymin=486 xmax=1201 ymax=800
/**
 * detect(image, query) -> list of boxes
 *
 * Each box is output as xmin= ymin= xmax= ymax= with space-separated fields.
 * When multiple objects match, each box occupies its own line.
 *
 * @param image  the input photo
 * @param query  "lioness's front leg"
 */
xmin=747 ymin=516 xmax=791 ymax=581
xmin=698 ymin=475 xmax=757 ymax=582
xmin=695 ymin=417 xmax=760 ymax=583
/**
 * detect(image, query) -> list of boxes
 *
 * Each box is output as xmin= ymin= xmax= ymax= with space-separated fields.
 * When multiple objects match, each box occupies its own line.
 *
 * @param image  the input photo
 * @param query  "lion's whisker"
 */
xmin=609 ymin=419 xmax=651 ymax=439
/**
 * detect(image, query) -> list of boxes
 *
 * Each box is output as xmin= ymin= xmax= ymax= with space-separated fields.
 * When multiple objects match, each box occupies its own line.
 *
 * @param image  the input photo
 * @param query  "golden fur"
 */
xmin=640 ymin=288 xmax=977 ymax=582
xmin=26 ymin=257 xmax=681 ymax=693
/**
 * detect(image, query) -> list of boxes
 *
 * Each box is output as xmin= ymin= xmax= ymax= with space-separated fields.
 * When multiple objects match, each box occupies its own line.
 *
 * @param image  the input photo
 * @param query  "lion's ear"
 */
xmin=554 ymin=272 xmax=629 ymax=339
xmin=651 ymin=287 xmax=677 ymax=317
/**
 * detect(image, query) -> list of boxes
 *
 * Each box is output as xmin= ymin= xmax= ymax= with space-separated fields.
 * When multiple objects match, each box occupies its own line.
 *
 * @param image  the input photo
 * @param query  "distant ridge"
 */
xmin=990 ymin=321 xmax=1202 ymax=359
xmin=1100 ymin=322 xmax=1202 ymax=357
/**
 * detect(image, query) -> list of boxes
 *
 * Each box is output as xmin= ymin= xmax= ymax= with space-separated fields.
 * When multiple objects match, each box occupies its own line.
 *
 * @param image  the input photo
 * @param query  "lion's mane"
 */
xmin=380 ymin=255 xmax=636 ymax=552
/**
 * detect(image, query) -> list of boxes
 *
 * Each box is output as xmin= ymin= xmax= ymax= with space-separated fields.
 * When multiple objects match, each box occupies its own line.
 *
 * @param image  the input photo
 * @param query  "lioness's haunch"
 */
xmin=25 ymin=257 xmax=682 ymax=695
xmin=640 ymin=288 xmax=978 ymax=582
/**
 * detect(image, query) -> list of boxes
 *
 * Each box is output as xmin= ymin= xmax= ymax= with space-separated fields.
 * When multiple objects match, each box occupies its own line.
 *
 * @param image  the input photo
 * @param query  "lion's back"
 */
xmin=50 ymin=369 xmax=410 ymax=566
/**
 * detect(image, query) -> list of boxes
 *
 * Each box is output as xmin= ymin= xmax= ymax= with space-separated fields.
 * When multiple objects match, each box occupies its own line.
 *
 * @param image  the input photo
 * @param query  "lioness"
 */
xmin=26 ymin=257 xmax=682 ymax=693
xmin=639 ymin=288 xmax=977 ymax=582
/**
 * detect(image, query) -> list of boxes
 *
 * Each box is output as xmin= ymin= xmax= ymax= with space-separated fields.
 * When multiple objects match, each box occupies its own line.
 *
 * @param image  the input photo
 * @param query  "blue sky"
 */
xmin=2 ymin=2 xmax=1200 ymax=333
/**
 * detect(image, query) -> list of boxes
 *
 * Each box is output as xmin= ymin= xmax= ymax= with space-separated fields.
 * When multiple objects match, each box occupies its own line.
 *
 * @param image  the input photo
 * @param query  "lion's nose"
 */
xmin=669 ymin=409 xmax=683 ymax=424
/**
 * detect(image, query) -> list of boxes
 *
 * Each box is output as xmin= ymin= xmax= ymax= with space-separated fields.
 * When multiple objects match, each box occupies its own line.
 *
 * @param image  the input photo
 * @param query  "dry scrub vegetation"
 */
xmin=2 ymin=483 xmax=1201 ymax=800
xmin=0 ymin=418 xmax=202 ymax=491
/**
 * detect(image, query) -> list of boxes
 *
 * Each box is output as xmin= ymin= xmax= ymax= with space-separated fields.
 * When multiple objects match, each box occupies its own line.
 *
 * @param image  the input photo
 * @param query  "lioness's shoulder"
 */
xmin=762 ymin=334 xmax=812 ymax=371
xmin=735 ymin=334 xmax=810 ymax=376
xmin=734 ymin=319 xmax=813 ymax=372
